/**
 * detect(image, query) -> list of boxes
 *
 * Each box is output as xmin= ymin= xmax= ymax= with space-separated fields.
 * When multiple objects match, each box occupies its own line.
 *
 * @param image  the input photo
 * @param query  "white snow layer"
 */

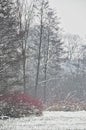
xmin=0 ymin=111 xmax=86 ymax=130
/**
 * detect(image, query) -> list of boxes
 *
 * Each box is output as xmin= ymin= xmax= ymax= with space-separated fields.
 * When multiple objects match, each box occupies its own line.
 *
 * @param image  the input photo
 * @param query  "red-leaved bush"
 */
xmin=0 ymin=92 xmax=43 ymax=117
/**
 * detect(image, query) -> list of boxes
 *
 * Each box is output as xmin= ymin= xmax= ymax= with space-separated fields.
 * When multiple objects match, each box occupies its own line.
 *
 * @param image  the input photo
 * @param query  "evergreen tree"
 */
xmin=0 ymin=0 xmax=21 ymax=93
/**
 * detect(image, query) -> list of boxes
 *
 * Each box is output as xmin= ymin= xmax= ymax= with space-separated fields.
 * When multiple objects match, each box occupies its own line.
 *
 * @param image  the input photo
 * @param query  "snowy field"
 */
xmin=0 ymin=111 xmax=86 ymax=130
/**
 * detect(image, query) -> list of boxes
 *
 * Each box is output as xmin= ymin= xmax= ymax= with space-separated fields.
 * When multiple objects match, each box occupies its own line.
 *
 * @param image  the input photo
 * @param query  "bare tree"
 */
xmin=28 ymin=1 xmax=63 ymax=100
xmin=16 ymin=0 xmax=35 ymax=92
xmin=34 ymin=0 xmax=49 ymax=97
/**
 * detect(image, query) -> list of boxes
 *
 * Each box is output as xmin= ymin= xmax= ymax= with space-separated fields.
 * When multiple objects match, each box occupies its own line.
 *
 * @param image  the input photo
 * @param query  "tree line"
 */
xmin=1 ymin=0 xmax=85 ymax=103
xmin=0 ymin=0 xmax=63 ymax=102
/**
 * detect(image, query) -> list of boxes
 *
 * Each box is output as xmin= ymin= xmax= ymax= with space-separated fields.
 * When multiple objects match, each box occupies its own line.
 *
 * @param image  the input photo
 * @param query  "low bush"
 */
xmin=0 ymin=92 xmax=43 ymax=118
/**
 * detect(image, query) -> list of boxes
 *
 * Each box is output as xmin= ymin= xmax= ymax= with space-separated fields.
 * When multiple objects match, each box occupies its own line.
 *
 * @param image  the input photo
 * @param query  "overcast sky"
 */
xmin=49 ymin=0 xmax=86 ymax=37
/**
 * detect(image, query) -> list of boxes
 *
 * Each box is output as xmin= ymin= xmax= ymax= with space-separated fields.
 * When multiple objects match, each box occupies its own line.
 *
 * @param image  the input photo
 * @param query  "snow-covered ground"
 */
xmin=0 ymin=111 xmax=86 ymax=130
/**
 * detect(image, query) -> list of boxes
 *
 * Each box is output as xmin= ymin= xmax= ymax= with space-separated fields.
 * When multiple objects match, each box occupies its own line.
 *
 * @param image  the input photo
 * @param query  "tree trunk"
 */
xmin=35 ymin=3 xmax=43 ymax=98
xmin=23 ymin=49 xmax=26 ymax=93
xmin=44 ymin=30 xmax=50 ymax=102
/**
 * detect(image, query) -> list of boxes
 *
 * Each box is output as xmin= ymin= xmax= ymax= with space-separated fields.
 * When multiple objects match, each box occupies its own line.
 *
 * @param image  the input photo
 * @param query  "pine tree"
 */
xmin=0 ymin=0 xmax=21 ymax=93
xmin=41 ymin=9 xmax=63 ymax=101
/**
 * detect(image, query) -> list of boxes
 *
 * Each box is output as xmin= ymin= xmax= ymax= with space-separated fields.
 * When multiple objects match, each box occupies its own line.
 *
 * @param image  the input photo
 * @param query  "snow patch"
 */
xmin=0 ymin=111 xmax=86 ymax=130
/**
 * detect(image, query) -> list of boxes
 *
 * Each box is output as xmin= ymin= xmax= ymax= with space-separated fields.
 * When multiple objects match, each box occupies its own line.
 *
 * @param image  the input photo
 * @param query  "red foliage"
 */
xmin=0 ymin=92 xmax=43 ymax=110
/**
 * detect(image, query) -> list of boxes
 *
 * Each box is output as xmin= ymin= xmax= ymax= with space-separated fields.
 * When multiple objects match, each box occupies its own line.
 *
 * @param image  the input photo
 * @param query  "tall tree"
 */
xmin=34 ymin=0 xmax=49 ymax=97
xmin=0 ymin=0 xmax=21 ymax=93
xmin=42 ymin=9 xmax=63 ymax=102
xmin=16 ymin=0 xmax=35 ymax=92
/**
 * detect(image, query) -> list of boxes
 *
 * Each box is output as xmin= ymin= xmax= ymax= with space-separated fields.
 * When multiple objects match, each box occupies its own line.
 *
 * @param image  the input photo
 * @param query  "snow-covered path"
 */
xmin=0 ymin=111 xmax=86 ymax=130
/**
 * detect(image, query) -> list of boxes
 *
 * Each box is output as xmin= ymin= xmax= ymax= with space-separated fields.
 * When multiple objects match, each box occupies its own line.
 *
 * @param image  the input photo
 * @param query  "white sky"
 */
xmin=49 ymin=0 xmax=86 ymax=37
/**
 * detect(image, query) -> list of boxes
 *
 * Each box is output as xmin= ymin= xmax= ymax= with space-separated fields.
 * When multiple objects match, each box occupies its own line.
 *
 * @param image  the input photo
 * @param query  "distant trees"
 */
xmin=60 ymin=34 xmax=86 ymax=102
